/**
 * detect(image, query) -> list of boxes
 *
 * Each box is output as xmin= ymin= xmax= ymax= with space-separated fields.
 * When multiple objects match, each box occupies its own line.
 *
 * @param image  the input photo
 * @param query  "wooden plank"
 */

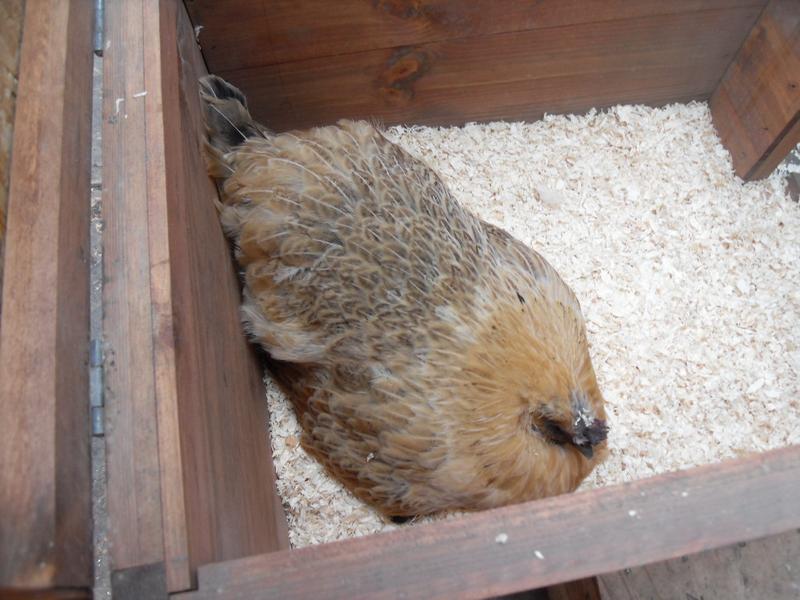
xmin=0 ymin=0 xmax=25 ymax=311
xmin=186 ymin=0 xmax=766 ymax=72
xmin=164 ymin=0 xmax=291 ymax=576
xmin=598 ymin=530 xmax=800 ymax=599
xmin=103 ymin=0 xmax=168 ymax=591
xmin=103 ymin=0 xmax=289 ymax=594
xmin=178 ymin=445 xmax=800 ymax=600
xmin=0 ymin=0 xmax=93 ymax=593
xmin=710 ymin=0 xmax=800 ymax=180
xmin=215 ymin=6 xmax=763 ymax=130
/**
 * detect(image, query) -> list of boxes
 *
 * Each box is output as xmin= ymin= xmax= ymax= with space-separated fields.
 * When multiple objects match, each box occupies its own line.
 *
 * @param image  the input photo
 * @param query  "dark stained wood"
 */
xmin=177 ymin=445 xmax=800 ymax=600
xmin=710 ymin=0 xmax=800 ymax=180
xmin=165 ymin=0 xmax=291 ymax=575
xmin=598 ymin=530 xmax=800 ymax=599
xmin=186 ymin=0 xmax=767 ymax=72
xmin=103 ymin=0 xmax=289 ymax=594
xmin=0 ymin=0 xmax=93 ymax=593
xmin=546 ymin=578 xmax=602 ymax=600
xmin=213 ymin=6 xmax=764 ymax=130
xmin=0 ymin=0 xmax=25 ymax=314
xmin=103 ymin=0 xmax=169 ymax=589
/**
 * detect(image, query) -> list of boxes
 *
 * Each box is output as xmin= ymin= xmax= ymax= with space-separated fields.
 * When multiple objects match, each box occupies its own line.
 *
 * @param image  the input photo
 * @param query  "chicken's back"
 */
xmin=200 ymin=75 xmax=606 ymax=516
xmin=218 ymin=120 xmax=491 ymax=368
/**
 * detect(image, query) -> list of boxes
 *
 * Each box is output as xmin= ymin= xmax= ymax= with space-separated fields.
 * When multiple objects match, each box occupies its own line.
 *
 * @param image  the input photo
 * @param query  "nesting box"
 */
xmin=1 ymin=1 xmax=798 ymax=598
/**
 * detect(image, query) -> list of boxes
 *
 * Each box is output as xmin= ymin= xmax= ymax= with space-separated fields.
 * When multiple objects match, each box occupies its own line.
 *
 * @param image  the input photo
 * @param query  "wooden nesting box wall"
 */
xmin=185 ymin=0 xmax=800 ymax=182
xmin=1 ymin=0 xmax=799 ymax=598
xmin=0 ymin=0 xmax=93 ymax=594
xmin=186 ymin=0 xmax=766 ymax=130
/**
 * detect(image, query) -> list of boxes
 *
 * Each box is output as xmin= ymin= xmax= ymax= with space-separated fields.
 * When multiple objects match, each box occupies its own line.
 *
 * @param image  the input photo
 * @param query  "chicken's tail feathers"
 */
xmin=199 ymin=74 xmax=266 ymax=178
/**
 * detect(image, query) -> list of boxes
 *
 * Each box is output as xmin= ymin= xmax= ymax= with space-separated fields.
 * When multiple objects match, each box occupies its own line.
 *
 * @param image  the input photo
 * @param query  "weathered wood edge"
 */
xmin=710 ymin=0 xmax=800 ymax=180
xmin=178 ymin=444 xmax=800 ymax=600
xmin=0 ymin=0 xmax=93 ymax=592
xmin=187 ymin=0 xmax=768 ymax=74
xmin=213 ymin=4 xmax=762 ymax=131
xmin=103 ymin=0 xmax=172 ymax=592
xmin=104 ymin=0 xmax=289 ymax=595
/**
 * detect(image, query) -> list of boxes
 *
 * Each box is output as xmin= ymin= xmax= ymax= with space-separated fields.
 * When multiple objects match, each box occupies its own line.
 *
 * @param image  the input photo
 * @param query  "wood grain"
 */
xmin=547 ymin=579 xmax=601 ymax=600
xmin=165 ymin=0 xmax=291 ymax=576
xmin=103 ymin=0 xmax=289 ymax=594
xmin=213 ymin=5 xmax=763 ymax=130
xmin=186 ymin=0 xmax=766 ymax=72
xmin=0 ymin=0 xmax=25 ymax=310
xmin=710 ymin=0 xmax=800 ymax=180
xmin=179 ymin=445 xmax=800 ymax=600
xmin=598 ymin=530 xmax=800 ymax=599
xmin=103 ymin=0 xmax=168 ymax=590
xmin=0 ymin=0 xmax=93 ymax=592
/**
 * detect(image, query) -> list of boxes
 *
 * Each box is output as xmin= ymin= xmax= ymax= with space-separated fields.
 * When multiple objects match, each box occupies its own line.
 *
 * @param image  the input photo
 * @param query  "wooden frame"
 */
xmin=0 ymin=0 xmax=94 ymax=596
xmin=98 ymin=1 xmax=799 ymax=597
xmin=102 ymin=0 xmax=288 ymax=595
xmin=179 ymin=445 xmax=800 ymax=599
xmin=3 ymin=0 xmax=796 ymax=597
xmin=710 ymin=0 xmax=800 ymax=180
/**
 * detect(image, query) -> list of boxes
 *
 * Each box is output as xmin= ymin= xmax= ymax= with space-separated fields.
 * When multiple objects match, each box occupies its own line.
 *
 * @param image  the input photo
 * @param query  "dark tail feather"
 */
xmin=199 ymin=75 xmax=266 ymax=173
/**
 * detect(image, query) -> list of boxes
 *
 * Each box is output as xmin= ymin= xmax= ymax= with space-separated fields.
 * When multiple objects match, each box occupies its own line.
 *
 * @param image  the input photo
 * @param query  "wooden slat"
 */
xmin=104 ymin=0 xmax=167 ymax=587
xmin=186 ymin=0 xmax=766 ymax=72
xmin=0 ymin=0 xmax=25 ymax=307
xmin=103 ymin=0 xmax=289 ymax=595
xmin=0 ymin=0 xmax=93 ymax=593
xmin=179 ymin=445 xmax=800 ymax=600
xmin=214 ymin=6 xmax=763 ymax=130
xmin=710 ymin=0 xmax=800 ymax=180
xmin=164 ymin=0 xmax=291 ymax=574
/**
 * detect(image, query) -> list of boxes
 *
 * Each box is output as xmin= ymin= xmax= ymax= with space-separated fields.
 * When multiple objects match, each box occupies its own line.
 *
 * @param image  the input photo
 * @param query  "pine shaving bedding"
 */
xmin=265 ymin=102 xmax=800 ymax=548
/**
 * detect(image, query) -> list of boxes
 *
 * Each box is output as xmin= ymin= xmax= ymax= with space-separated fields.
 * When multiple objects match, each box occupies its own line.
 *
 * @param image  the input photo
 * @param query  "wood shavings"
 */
xmin=265 ymin=102 xmax=799 ymax=548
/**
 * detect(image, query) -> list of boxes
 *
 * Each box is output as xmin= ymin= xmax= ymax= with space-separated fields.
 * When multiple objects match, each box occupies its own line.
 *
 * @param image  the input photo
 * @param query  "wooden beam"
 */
xmin=103 ymin=0 xmax=289 ymax=595
xmin=0 ymin=0 xmax=93 ymax=593
xmin=710 ymin=0 xmax=800 ymax=180
xmin=179 ymin=445 xmax=800 ymax=600
xmin=194 ymin=4 xmax=763 ymax=130
xmin=187 ymin=0 xmax=767 ymax=72
xmin=0 ymin=0 xmax=25 ymax=305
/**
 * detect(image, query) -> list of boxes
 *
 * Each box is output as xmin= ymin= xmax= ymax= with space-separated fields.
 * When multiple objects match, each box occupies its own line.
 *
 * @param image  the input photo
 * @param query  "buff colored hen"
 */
xmin=199 ymin=75 xmax=608 ymax=518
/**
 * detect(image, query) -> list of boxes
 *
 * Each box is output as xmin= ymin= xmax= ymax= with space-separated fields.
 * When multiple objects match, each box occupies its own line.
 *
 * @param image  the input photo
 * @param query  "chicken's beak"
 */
xmin=575 ymin=443 xmax=593 ymax=459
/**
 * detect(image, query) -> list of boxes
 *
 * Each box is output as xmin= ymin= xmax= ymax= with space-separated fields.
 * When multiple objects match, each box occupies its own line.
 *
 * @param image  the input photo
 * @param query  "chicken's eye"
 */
xmin=539 ymin=419 xmax=571 ymax=445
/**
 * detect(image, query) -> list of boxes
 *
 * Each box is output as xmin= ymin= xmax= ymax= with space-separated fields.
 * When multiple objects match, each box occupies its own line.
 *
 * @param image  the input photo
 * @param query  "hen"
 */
xmin=199 ymin=75 xmax=608 ymax=518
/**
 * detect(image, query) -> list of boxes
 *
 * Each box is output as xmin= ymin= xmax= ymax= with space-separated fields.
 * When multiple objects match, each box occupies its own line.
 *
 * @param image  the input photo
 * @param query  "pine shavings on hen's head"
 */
xmin=199 ymin=74 xmax=609 ymax=518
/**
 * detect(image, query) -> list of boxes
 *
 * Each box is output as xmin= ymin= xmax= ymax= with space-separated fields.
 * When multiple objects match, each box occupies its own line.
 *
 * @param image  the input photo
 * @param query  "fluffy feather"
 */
xmin=199 ymin=75 xmax=608 ymax=516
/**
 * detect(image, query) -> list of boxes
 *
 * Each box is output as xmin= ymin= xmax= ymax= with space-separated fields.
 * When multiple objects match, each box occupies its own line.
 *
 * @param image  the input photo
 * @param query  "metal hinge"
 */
xmin=93 ymin=0 xmax=105 ymax=57
xmin=90 ymin=339 xmax=105 ymax=436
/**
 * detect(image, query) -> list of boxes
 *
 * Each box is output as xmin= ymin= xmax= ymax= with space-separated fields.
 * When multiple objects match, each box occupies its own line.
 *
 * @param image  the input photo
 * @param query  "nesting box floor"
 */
xmin=264 ymin=102 xmax=799 ymax=548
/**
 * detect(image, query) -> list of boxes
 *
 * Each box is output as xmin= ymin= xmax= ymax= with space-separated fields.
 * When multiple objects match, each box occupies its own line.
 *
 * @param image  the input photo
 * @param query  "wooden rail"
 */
xmin=103 ymin=1 xmax=288 ymax=596
xmin=0 ymin=0 xmax=94 ymax=595
xmin=179 ymin=445 xmax=800 ymax=599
